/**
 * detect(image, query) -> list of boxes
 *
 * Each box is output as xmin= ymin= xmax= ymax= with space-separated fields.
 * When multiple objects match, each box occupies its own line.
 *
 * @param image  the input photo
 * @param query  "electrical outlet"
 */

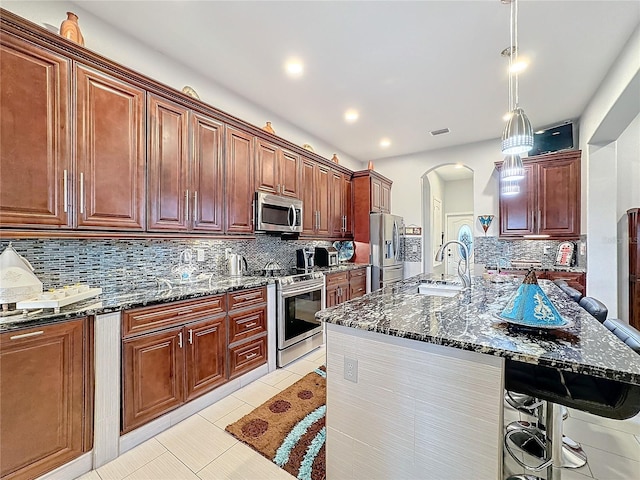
xmin=412 ymin=245 xmax=418 ymax=253
xmin=544 ymin=246 xmax=551 ymax=254
xmin=344 ymin=357 xmax=358 ymax=383
xmin=196 ymin=249 xmax=205 ymax=262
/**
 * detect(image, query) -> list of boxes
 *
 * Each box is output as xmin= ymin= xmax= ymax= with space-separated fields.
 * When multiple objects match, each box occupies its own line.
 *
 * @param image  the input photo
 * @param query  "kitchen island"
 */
xmin=316 ymin=274 xmax=640 ymax=480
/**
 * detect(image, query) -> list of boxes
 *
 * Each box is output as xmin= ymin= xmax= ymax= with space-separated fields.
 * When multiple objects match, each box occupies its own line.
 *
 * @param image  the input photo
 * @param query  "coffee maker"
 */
xmin=296 ymin=247 xmax=314 ymax=271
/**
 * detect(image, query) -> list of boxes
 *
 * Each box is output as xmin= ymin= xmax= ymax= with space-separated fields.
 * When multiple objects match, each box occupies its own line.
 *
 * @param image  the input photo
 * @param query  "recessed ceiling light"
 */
xmin=454 ymin=164 xmax=463 ymax=169
xmin=510 ymin=60 xmax=528 ymax=73
xmin=285 ymin=59 xmax=304 ymax=77
xmin=503 ymin=112 xmax=512 ymax=121
xmin=344 ymin=109 xmax=359 ymax=122
xmin=535 ymin=129 xmax=545 ymax=134
xmin=379 ymin=138 xmax=391 ymax=148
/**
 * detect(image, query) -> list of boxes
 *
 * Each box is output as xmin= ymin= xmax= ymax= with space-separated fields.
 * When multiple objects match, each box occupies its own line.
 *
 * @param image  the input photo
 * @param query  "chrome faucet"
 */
xmin=435 ymin=240 xmax=471 ymax=289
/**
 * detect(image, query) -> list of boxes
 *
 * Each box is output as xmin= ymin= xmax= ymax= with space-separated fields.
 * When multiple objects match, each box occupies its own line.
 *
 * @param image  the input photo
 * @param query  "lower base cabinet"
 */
xmin=498 ymin=270 xmax=586 ymax=296
xmin=0 ymin=317 xmax=93 ymax=480
xmin=326 ymin=267 xmax=368 ymax=307
xmin=121 ymin=287 xmax=267 ymax=433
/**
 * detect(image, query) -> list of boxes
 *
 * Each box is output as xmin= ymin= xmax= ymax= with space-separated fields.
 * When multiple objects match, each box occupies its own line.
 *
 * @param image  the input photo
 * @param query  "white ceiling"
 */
xmin=69 ymin=0 xmax=639 ymax=163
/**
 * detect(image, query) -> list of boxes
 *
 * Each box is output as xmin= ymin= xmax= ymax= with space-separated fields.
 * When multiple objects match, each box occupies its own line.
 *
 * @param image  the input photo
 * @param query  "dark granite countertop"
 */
xmin=485 ymin=265 xmax=586 ymax=273
xmin=316 ymin=274 xmax=640 ymax=385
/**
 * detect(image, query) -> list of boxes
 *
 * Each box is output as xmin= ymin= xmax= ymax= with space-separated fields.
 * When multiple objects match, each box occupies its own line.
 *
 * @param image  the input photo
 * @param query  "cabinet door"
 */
xmin=381 ymin=181 xmax=391 ymax=214
xmin=330 ymin=170 xmax=344 ymax=237
xmin=75 ymin=65 xmax=145 ymax=230
xmin=191 ymin=113 xmax=224 ymax=232
xmin=499 ymin=164 xmax=536 ymax=236
xmin=371 ymin=177 xmax=382 ymax=213
xmin=147 ymin=95 xmax=190 ymax=231
xmin=1 ymin=319 xmax=87 ymax=480
xmin=0 ymin=34 xmax=71 ymax=228
xmin=537 ymin=156 xmax=580 ymax=237
xmin=255 ymin=139 xmax=278 ymax=195
xmin=325 ymin=285 xmax=341 ymax=308
xmin=122 ymin=326 xmax=185 ymax=433
xmin=630 ymin=280 xmax=640 ymax=331
xmin=343 ymin=175 xmax=353 ymax=236
xmin=225 ymin=126 xmax=254 ymax=233
xmin=280 ymin=149 xmax=300 ymax=198
xmin=316 ymin=165 xmax=331 ymax=236
xmin=301 ymin=159 xmax=317 ymax=235
xmin=185 ymin=315 xmax=227 ymax=401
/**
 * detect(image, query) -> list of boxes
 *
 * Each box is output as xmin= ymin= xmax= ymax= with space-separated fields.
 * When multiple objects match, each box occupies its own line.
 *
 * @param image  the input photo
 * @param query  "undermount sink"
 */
xmin=417 ymin=283 xmax=464 ymax=297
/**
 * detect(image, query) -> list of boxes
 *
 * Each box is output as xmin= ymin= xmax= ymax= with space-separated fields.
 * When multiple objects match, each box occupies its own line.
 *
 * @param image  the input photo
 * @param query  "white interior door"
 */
xmin=445 ymin=214 xmax=474 ymax=276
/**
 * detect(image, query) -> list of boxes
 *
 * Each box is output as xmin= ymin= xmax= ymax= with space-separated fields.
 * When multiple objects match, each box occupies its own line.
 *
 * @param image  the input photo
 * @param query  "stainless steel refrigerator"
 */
xmin=370 ymin=213 xmax=404 ymax=290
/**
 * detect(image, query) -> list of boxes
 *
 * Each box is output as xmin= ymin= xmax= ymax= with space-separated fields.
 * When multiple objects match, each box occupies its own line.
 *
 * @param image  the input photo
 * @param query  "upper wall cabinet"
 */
xmin=330 ymin=170 xmax=354 ymax=238
xmin=148 ymin=95 xmax=225 ymax=233
xmin=0 ymin=33 xmax=71 ymax=228
xmin=300 ymin=158 xmax=331 ymax=237
xmin=352 ymin=170 xmax=393 ymax=242
xmin=225 ymin=126 xmax=255 ymax=234
xmin=255 ymin=140 xmax=300 ymax=199
xmin=75 ymin=65 xmax=146 ymax=230
xmin=498 ymin=150 xmax=581 ymax=239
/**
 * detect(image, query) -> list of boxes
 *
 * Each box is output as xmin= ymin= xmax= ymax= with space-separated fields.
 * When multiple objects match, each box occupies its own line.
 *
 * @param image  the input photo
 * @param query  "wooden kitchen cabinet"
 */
xmin=225 ymin=126 xmax=255 ymax=234
xmin=349 ymin=267 xmax=367 ymax=300
xmin=352 ymin=170 xmax=394 ymax=242
xmin=255 ymin=139 xmax=300 ymax=199
xmin=0 ymin=33 xmax=71 ymax=228
xmin=0 ymin=317 xmax=93 ymax=480
xmin=498 ymin=269 xmax=586 ymax=296
xmin=628 ymin=208 xmax=640 ymax=330
xmin=185 ymin=315 xmax=227 ymax=401
xmin=330 ymin=170 xmax=354 ymax=238
xmin=147 ymin=95 xmax=224 ymax=233
xmin=75 ymin=64 xmax=146 ymax=230
xmin=326 ymin=268 xmax=367 ymax=306
xmin=498 ymin=150 xmax=581 ymax=239
xmin=301 ymin=158 xmax=331 ymax=237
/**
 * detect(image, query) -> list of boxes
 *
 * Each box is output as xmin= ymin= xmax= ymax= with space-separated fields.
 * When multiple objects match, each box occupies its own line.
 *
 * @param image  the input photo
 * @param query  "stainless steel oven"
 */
xmin=276 ymin=273 xmax=324 ymax=367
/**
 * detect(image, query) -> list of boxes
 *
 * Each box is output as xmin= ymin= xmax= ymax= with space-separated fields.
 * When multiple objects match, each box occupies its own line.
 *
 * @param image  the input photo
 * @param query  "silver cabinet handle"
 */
xmin=188 ymin=329 xmax=193 ymax=345
xmin=185 ymin=190 xmax=190 ymax=223
xmin=63 ymin=169 xmax=68 ymax=213
xmin=244 ymin=322 xmax=257 ymax=328
xmin=538 ymin=209 xmax=541 ymax=232
xmin=245 ymin=352 xmax=257 ymax=360
xmin=176 ymin=309 xmax=193 ymax=315
xmin=193 ymin=191 xmax=198 ymax=224
xmin=277 ymin=184 xmax=280 ymax=194
xmin=10 ymin=330 xmax=44 ymax=340
xmin=178 ymin=331 xmax=183 ymax=348
xmin=79 ymin=172 xmax=85 ymax=214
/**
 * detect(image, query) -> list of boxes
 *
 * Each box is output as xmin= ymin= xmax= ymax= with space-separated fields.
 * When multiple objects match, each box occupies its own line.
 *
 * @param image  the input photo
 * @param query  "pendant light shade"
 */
xmin=502 ymin=107 xmax=534 ymax=154
xmin=500 ymin=154 xmax=525 ymax=181
xmin=501 ymin=180 xmax=520 ymax=196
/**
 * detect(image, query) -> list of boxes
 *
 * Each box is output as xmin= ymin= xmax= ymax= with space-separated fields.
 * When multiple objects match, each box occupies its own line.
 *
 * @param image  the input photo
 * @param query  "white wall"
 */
xmin=444 ymin=178 xmax=474 ymax=215
xmin=425 ymin=170 xmax=445 ymax=276
xmin=3 ymin=1 xmax=363 ymax=171
xmin=616 ymin=114 xmax=640 ymax=320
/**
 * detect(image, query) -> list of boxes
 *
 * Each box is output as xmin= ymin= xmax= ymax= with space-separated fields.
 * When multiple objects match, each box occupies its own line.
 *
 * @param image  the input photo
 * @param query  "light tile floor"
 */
xmin=77 ymin=346 xmax=640 ymax=480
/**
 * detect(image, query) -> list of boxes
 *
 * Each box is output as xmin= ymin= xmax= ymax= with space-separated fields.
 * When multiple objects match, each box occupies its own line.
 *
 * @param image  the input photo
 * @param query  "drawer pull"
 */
xmin=176 ymin=309 xmax=193 ymax=315
xmin=245 ymin=352 xmax=258 ymax=360
xmin=239 ymin=292 xmax=260 ymax=300
xmin=244 ymin=322 xmax=257 ymax=328
xmin=10 ymin=330 xmax=44 ymax=340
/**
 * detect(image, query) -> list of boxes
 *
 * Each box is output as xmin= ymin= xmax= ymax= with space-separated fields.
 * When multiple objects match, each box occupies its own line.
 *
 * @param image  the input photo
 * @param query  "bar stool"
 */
xmin=558 ymin=284 xmax=582 ymax=302
xmin=578 ymin=297 xmax=608 ymax=323
xmin=505 ymin=321 xmax=640 ymax=480
xmin=552 ymin=279 xmax=568 ymax=287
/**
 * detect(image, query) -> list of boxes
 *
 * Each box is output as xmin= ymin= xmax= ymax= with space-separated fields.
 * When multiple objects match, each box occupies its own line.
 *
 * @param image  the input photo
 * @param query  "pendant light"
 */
xmin=501 ymin=179 xmax=520 ymax=196
xmin=500 ymin=154 xmax=525 ymax=181
xmin=501 ymin=0 xmax=533 ymax=155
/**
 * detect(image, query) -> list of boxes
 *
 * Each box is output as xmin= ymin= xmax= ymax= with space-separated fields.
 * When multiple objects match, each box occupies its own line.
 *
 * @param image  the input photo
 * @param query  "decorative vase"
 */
xmin=367 ymin=161 xmax=374 ymax=170
xmin=263 ymin=122 xmax=275 ymax=134
xmin=331 ymin=154 xmax=340 ymax=164
xmin=59 ymin=12 xmax=84 ymax=46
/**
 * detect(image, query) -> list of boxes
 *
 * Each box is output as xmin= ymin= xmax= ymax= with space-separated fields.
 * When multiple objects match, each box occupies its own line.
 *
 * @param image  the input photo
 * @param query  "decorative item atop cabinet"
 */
xmin=59 ymin=11 xmax=84 ymax=46
xmin=302 ymin=143 xmax=314 ymax=152
xmin=331 ymin=154 xmax=340 ymax=164
xmin=367 ymin=160 xmax=374 ymax=170
xmin=181 ymin=85 xmax=200 ymax=99
xmin=496 ymin=150 xmax=581 ymax=239
xmin=262 ymin=121 xmax=275 ymax=134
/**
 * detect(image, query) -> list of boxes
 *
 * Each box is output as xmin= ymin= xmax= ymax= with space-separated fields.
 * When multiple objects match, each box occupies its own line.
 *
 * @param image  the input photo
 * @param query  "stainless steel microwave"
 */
xmin=255 ymin=191 xmax=303 ymax=233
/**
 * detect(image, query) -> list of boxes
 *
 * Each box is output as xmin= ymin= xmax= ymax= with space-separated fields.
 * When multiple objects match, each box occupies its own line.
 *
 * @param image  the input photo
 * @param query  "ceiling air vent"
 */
xmin=430 ymin=128 xmax=450 ymax=136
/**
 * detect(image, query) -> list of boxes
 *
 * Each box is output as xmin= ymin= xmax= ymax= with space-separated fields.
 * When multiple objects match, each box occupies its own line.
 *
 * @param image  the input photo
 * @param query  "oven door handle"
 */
xmin=281 ymin=283 xmax=323 ymax=297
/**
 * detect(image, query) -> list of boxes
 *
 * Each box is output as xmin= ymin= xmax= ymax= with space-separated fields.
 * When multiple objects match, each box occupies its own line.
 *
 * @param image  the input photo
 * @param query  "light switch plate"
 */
xmin=196 ymin=249 xmax=205 ymax=262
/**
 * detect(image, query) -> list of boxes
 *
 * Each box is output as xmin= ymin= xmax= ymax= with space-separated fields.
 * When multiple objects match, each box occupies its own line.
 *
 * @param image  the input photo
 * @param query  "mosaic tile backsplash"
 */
xmin=0 ymin=236 xmax=333 ymax=294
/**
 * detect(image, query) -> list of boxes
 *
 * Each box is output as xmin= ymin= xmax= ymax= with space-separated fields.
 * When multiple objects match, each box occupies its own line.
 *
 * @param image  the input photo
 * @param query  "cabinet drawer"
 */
xmin=229 ymin=305 xmax=267 ymax=345
xmin=122 ymin=295 xmax=226 ymax=338
xmin=228 ymin=335 xmax=267 ymax=379
xmin=326 ymin=271 xmax=349 ymax=287
xmin=349 ymin=267 xmax=367 ymax=279
xmin=228 ymin=287 xmax=267 ymax=311
xmin=350 ymin=276 xmax=367 ymax=300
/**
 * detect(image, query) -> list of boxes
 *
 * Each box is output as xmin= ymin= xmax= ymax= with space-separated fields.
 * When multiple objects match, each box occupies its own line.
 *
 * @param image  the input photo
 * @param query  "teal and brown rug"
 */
xmin=225 ymin=366 xmax=326 ymax=480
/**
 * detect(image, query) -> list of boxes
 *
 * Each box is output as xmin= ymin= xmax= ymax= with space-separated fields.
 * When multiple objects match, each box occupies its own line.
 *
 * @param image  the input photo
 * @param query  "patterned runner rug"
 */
xmin=226 ymin=366 xmax=326 ymax=480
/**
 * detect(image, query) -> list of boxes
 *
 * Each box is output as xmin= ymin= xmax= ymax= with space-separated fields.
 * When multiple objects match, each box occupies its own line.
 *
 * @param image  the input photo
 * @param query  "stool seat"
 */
xmin=603 ymin=319 xmax=640 ymax=353
xmin=578 ymin=296 xmax=608 ymax=323
xmin=558 ymin=284 xmax=582 ymax=302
